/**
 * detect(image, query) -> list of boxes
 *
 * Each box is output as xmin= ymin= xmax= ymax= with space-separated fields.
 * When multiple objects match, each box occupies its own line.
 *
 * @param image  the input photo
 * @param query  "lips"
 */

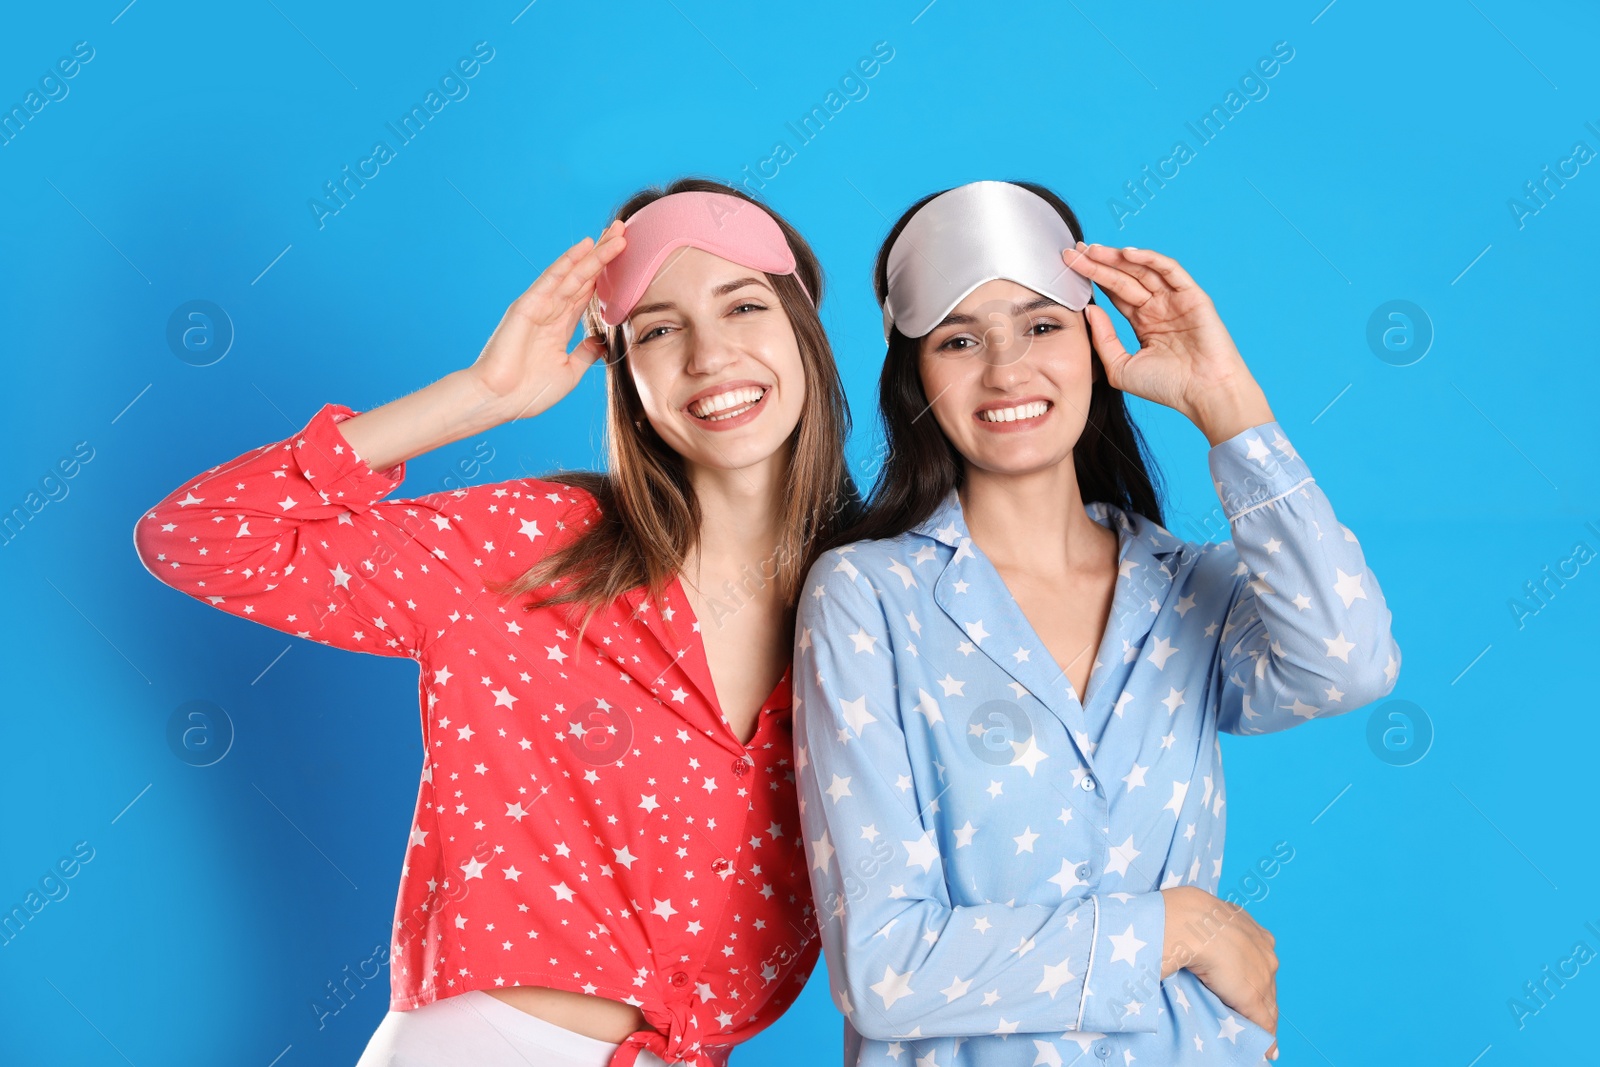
xmin=685 ymin=381 xmax=770 ymax=421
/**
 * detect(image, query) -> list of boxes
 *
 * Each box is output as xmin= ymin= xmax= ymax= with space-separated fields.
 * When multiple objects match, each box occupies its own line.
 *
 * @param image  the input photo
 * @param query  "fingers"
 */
xmin=1090 ymin=244 xmax=1170 ymax=293
xmin=1083 ymin=302 xmax=1119 ymax=349
xmin=1237 ymin=969 xmax=1278 ymax=1032
xmin=1122 ymin=245 xmax=1199 ymax=291
xmin=514 ymin=223 xmax=629 ymax=327
xmin=540 ymin=233 xmax=599 ymax=291
xmin=553 ymin=228 xmax=629 ymax=338
xmin=1084 ymin=303 xmax=1131 ymax=387
xmin=567 ymin=335 xmax=608 ymax=369
xmin=512 ymin=235 xmax=595 ymax=316
xmin=1064 ymin=241 xmax=1155 ymax=311
xmin=552 ymin=221 xmax=628 ymax=306
xmin=1067 ymin=241 xmax=1198 ymax=297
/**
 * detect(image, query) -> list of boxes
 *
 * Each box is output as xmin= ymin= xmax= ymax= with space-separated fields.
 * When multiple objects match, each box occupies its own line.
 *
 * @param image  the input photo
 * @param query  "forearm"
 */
xmin=338 ymin=369 xmax=511 ymax=473
xmin=827 ymin=890 xmax=1167 ymax=1040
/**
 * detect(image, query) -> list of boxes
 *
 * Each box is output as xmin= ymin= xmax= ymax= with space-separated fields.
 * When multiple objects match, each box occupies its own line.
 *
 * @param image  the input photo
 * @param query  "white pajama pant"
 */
xmin=355 ymin=990 xmax=685 ymax=1067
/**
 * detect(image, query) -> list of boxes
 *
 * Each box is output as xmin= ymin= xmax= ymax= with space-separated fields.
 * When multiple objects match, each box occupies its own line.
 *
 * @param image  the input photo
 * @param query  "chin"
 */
xmin=966 ymin=443 xmax=1073 ymax=477
xmin=682 ymin=431 xmax=792 ymax=472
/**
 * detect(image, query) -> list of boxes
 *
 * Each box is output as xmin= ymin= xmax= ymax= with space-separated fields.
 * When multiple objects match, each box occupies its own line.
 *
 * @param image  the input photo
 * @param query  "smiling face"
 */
xmin=622 ymin=246 xmax=807 ymax=474
xmin=916 ymin=278 xmax=1095 ymax=477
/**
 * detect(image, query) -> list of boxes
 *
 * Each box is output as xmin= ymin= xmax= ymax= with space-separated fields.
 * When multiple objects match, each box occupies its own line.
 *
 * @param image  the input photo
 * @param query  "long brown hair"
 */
xmin=835 ymin=179 xmax=1165 ymax=547
xmin=487 ymin=178 xmax=861 ymax=642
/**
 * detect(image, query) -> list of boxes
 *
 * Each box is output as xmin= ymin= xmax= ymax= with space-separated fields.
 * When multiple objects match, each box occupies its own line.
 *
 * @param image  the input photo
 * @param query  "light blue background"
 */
xmin=3 ymin=1 xmax=1597 ymax=1064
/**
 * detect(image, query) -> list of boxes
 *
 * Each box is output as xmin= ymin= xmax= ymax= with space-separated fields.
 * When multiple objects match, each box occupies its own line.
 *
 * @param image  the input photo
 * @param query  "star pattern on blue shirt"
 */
xmin=792 ymin=421 xmax=1401 ymax=1067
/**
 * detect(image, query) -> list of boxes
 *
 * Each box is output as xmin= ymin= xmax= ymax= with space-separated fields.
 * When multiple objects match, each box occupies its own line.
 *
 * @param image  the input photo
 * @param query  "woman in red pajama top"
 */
xmin=133 ymin=179 xmax=860 ymax=1067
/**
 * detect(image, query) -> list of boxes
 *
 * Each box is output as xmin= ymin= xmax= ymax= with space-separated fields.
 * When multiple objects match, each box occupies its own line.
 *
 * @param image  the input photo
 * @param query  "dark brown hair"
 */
xmin=487 ymin=178 xmax=861 ymax=642
xmin=836 ymin=179 xmax=1165 ymax=547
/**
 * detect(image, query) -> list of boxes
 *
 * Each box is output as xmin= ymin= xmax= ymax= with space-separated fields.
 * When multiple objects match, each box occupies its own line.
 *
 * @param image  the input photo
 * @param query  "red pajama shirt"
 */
xmin=133 ymin=401 xmax=818 ymax=1067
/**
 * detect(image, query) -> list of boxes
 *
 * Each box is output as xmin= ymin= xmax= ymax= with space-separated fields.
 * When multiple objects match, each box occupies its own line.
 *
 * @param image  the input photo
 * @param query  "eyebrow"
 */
xmin=628 ymin=277 xmax=774 ymax=321
xmin=932 ymin=295 xmax=1065 ymax=330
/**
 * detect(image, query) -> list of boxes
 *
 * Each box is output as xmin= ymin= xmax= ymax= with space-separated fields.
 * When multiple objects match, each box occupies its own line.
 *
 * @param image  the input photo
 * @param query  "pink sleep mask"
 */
xmin=595 ymin=191 xmax=811 ymax=327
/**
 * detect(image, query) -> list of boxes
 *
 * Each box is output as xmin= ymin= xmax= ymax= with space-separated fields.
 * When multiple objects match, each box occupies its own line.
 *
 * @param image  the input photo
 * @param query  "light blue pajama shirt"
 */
xmin=792 ymin=420 xmax=1401 ymax=1067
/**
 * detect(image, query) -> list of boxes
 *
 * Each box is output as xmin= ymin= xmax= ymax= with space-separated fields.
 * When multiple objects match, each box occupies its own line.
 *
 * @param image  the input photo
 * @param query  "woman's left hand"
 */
xmin=1065 ymin=241 xmax=1273 ymax=444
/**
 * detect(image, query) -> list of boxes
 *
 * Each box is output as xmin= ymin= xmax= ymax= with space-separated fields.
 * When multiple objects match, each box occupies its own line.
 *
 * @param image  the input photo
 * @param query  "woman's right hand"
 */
xmin=1159 ymin=885 xmax=1280 ymax=1060
xmin=469 ymin=220 xmax=628 ymax=422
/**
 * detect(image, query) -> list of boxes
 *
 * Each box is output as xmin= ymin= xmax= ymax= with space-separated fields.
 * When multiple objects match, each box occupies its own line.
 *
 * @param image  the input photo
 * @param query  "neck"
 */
xmin=958 ymin=456 xmax=1106 ymax=574
xmin=683 ymin=446 xmax=790 ymax=584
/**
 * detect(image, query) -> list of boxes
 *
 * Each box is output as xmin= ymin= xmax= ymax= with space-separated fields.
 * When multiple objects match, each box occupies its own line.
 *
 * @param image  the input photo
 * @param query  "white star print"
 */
xmin=1009 ymin=735 xmax=1049 ymax=776
xmin=1107 ymin=924 xmax=1147 ymax=965
xmin=903 ymin=831 xmax=939 ymax=873
xmin=1048 ymin=858 xmax=1088 ymax=895
xmin=850 ymin=626 xmax=879 ymax=654
xmin=887 ymin=558 xmax=918 ymax=589
xmin=1324 ymin=631 xmax=1356 ymax=662
xmin=1148 ymin=636 xmax=1180 ymax=669
xmin=1332 ymin=567 xmax=1368 ymax=608
xmin=940 ymin=974 xmax=972 ymax=1001
xmin=840 ymin=695 xmax=878 ymax=736
xmin=1035 ymin=956 xmax=1077 ymax=998
xmin=1105 ymin=835 xmax=1142 ymax=877
xmin=870 ymin=965 xmax=915 ymax=1010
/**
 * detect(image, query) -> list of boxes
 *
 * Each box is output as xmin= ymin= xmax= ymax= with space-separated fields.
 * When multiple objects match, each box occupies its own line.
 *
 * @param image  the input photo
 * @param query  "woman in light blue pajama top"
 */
xmin=793 ymin=181 xmax=1400 ymax=1067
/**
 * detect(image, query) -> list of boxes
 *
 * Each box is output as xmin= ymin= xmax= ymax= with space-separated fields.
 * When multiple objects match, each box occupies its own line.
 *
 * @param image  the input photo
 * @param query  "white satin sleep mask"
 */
xmin=879 ymin=180 xmax=1093 ymax=342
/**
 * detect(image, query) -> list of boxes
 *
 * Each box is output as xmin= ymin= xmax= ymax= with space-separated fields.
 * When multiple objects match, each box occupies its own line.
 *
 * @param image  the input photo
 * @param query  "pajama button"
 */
xmin=670 ymin=970 xmax=688 ymax=987
xmin=1080 ymin=776 xmax=1096 ymax=792
xmin=1094 ymin=1041 xmax=1112 ymax=1059
xmin=732 ymin=757 xmax=752 ymax=776
xmin=1076 ymin=863 xmax=1092 ymax=880
xmin=712 ymin=857 xmax=732 ymax=873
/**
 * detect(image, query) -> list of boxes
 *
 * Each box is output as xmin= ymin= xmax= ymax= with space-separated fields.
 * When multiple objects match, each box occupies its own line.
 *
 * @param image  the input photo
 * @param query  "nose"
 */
xmin=685 ymin=322 xmax=738 ymax=376
xmin=980 ymin=322 xmax=1031 ymax=389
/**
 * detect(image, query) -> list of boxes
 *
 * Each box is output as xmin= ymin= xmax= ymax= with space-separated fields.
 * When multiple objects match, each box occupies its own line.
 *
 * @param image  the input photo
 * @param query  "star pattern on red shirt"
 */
xmin=134 ymin=401 xmax=820 ymax=1067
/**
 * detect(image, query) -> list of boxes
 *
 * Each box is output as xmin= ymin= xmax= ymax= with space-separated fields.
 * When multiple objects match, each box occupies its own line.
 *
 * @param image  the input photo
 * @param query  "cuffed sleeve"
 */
xmin=794 ymin=550 xmax=1167 ymax=1041
xmin=1206 ymin=421 xmax=1402 ymax=734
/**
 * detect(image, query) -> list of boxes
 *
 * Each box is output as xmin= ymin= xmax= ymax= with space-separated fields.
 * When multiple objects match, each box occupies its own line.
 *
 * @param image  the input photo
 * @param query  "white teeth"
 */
xmin=690 ymin=386 xmax=766 ymax=420
xmin=977 ymin=400 xmax=1050 ymax=423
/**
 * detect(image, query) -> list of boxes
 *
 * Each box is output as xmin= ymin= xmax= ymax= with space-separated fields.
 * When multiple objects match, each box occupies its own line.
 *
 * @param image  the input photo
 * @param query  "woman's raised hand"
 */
xmin=1065 ymin=242 xmax=1270 ymax=441
xmin=469 ymin=220 xmax=628 ymax=422
xmin=1160 ymin=885 xmax=1280 ymax=1060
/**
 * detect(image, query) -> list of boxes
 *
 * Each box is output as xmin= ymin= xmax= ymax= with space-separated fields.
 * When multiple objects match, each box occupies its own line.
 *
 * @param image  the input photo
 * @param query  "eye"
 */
xmin=936 ymin=334 xmax=978 ymax=353
xmin=1028 ymin=319 xmax=1066 ymax=335
xmin=638 ymin=324 xmax=674 ymax=343
xmin=731 ymin=300 xmax=767 ymax=315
